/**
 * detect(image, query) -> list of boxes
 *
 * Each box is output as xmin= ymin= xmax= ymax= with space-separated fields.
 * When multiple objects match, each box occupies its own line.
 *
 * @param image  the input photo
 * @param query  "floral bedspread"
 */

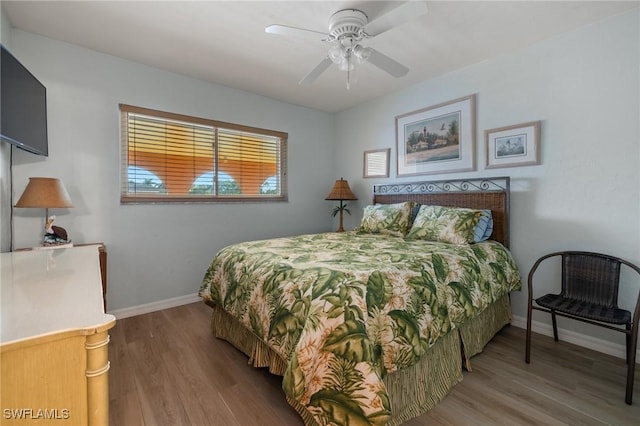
xmin=199 ymin=231 xmax=521 ymax=426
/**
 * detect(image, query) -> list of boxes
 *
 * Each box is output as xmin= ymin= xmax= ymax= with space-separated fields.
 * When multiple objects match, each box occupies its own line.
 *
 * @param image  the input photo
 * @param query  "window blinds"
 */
xmin=120 ymin=104 xmax=287 ymax=203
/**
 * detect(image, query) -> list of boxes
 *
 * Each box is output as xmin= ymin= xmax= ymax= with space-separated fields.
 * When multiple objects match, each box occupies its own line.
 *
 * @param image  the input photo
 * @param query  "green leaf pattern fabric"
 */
xmin=358 ymin=202 xmax=414 ymax=237
xmin=406 ymin=205 xmax=482 ymax=244
xmin=199 ymin=232 xmax=521 ymax=426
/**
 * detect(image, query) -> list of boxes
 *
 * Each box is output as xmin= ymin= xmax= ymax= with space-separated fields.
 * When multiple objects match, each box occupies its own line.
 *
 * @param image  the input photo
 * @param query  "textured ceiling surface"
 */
xmin=3 ymin=1 xmax=637 ymax=112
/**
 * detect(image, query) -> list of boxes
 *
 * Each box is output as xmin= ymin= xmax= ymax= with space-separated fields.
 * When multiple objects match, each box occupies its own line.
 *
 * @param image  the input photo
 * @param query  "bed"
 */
xmin=199 ymin=176 xmax=521 ymax=426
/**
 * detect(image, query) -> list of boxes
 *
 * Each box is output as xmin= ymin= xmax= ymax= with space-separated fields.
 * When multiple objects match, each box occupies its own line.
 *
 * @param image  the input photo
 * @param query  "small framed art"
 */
xmin=363 ymin=148 xmax=390 ymax=178
xmin=485 ymin=121 xmax=541 ymax=169
xmin=396 ymin=95 xmax=476 ymax=177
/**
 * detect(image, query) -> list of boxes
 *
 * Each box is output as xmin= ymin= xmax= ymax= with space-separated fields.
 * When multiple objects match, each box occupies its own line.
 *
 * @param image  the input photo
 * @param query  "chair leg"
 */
xmin=626 ymin=324 xmax=637 ymax=405
xmin=626 ymin=323 xmax=631 ymax=365
xmin=526 ymin=304 xmax=533 ymax=363
xmin=551 ymin=311 xmax=559 ymax=342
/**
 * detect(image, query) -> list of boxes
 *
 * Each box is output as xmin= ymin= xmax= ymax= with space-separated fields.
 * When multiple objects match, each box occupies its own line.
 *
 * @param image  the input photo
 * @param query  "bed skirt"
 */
xmin=459 ymin=294 xmax=512 ymax=371
xmin=206 ymin=293 xmax=511 ymax=425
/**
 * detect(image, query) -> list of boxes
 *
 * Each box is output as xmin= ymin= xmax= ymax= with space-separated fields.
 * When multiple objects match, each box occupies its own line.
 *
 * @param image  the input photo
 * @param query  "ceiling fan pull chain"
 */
xmin=346 ymin=51 xmax=351 ymax=90
xmin=346 ymin=66 xmax=350 ymax=90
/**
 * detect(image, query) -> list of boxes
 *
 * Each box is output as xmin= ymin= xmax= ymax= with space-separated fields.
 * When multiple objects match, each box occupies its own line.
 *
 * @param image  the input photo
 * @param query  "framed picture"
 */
xmin=396 ymin=94 xmax=475 ymax=177
xmin=363 ymin=148 xmax=390 ymax=178
xmin=485 ymin=121 xmax=541 ymax=169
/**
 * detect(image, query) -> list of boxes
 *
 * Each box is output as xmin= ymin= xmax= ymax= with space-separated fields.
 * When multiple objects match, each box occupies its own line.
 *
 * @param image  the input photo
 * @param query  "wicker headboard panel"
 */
xmin=372 ymin=177 xmax=510 ymax=247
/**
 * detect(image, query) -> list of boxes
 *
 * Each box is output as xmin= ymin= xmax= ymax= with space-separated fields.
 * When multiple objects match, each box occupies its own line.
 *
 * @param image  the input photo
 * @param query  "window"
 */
xmin=189 ymin=172 xmax=240 ymax=195
xmin=128 ymin=166 xmax=166 ymax=194
xmin=260 ymin=176 xmax=278 ymax=194
xmin=120 ymin=104 xmax=288 ymax=203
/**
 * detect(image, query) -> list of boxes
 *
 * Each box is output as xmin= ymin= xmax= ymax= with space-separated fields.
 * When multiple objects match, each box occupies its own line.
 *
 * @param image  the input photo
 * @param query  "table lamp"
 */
xmin=325 ymin=178 xmax=357 ymax=232
xmin=14 ymin=177 xmax=73 ymax=245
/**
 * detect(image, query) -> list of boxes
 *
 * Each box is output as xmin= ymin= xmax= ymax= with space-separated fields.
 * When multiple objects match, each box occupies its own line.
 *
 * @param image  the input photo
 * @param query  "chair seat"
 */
xmin=536 ymin=293 xmax=631 ymax=325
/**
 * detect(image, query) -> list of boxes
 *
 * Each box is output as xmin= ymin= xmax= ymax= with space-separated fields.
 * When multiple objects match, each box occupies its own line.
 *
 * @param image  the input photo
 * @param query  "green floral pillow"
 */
xmin=359 ymin=202 xmax=414 ymax=237
xmin=406 ymin=205 xmax=482 ymax=244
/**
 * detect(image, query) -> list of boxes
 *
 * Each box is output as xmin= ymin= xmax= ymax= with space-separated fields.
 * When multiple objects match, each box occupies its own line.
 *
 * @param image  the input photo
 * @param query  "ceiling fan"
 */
xmin=265 ymin=2 xmax=429 ymax=89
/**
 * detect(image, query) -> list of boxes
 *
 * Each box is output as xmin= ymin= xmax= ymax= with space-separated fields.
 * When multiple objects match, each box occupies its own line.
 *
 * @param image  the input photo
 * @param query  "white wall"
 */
xmin=1 ymin=6 xmax=13 ymax=252
xmin=8 ymin=8 xmax=640 ymax=353
xmin=10 ymin=31 xmax=337 ymax=311
xmin=335 ymin=10 xmax=640 ymax=347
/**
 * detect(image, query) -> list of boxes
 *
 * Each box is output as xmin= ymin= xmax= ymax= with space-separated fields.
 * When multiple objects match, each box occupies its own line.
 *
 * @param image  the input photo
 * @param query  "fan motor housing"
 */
xmin=329 ymin=9 xmax=368 ymax=40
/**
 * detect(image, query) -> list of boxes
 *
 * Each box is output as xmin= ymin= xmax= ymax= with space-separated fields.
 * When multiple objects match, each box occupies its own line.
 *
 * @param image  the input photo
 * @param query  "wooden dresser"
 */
xmin=1 ymin=245 xmax=116 ymax=425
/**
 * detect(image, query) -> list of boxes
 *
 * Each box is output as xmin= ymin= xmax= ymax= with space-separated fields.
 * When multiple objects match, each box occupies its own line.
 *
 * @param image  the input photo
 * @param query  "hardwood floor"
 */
xmin=109 ymin=302 xmax=640 ymax=425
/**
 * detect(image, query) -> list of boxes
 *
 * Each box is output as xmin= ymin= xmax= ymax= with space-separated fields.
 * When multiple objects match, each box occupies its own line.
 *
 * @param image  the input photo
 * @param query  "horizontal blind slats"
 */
xmin=121 ymin=105 xmax=286 ymax=201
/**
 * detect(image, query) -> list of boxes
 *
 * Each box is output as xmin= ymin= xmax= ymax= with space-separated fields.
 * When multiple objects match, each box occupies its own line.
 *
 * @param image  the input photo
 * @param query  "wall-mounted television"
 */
xmin=1 ymin=45 xmax=48 ymax=156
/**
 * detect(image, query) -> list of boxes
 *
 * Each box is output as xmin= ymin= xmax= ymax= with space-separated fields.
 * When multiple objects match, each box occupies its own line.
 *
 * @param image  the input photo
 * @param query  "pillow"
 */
xmin=409 ymin=204 xmax=492 ymax=241
xmin=473 ymin=209 xmax=493 ymax=242
xmin=406 ymin=205 xmax=483 ymax=244
xmin=359 ymin=202 xmax=414 ymax=237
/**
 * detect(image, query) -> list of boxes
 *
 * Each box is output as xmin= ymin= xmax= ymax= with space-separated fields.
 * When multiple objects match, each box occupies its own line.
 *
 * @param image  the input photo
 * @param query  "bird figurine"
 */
xmin=43 ymin=215 xmax=71 ymax=246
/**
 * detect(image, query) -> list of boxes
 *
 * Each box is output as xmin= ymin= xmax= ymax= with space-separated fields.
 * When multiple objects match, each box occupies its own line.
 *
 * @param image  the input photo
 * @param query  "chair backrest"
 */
xmin=561 ymin=252 xmax=621 ymax=308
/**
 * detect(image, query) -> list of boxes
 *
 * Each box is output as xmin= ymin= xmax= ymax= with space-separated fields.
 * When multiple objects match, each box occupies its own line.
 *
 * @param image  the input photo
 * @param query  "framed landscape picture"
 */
xmin=485 ymin=121 xmax=541 ymax=169
xmin=396 ymin=95 xmax=475 ymax=177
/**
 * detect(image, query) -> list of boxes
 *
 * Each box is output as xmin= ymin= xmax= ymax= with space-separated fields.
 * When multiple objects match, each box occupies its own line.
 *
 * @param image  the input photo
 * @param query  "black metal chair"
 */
xmin=525 ymin=251 xmax=640 ymax=405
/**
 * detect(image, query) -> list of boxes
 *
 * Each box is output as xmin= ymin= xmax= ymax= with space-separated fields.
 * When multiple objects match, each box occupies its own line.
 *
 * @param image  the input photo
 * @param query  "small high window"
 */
xmin=120 ymin=104 xmax=287 ymax=203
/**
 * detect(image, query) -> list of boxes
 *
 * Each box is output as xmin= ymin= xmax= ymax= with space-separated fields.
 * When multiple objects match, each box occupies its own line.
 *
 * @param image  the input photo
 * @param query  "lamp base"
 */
xmin=33 ymin=242 xmax=74 ymax=250
xmin=336 ymin=210 xmax=345 ymax=232
xmin=43 ymin=217 xmax=71 ymax=246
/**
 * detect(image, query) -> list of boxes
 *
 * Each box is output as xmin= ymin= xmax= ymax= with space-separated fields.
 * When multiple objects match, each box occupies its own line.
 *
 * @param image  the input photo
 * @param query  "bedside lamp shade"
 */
xmin=325 ymin=178 xmax=358 ymax=202
xmin=325 ymin=178 xmax=357 ymax=232
xmin=15 ymin=177 xmax=73 ymax=223
xmin=15 ymin=177 xmax=73 ymax=209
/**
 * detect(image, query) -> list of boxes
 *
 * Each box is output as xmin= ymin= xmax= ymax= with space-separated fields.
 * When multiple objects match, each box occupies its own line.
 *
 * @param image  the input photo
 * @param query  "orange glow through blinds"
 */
xmin=125 ymin=112 xmax=280 ymax=196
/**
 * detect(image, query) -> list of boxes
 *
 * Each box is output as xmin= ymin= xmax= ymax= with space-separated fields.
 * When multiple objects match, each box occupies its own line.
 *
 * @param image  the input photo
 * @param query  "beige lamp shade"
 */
xmin=325 ymin=178 xmax=358 ymax=201
xmin=15 ymin=177 xmax=73 ymax=209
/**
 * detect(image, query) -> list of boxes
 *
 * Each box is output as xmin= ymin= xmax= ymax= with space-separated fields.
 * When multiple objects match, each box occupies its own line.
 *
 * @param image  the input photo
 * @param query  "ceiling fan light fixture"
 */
xmin=338 ymin=56 xmax=355 ymax=72
xmin=353 ymin=45 xmax=371 ymax=63
xmin=267 ymin=3 xmax=427 ymax=87
xmin=328 ymin=44 xmax=345 ymax=63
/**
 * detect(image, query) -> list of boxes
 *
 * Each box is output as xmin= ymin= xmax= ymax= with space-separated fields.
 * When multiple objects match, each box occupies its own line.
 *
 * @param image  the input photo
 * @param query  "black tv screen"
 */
xmin=1 ymin=45 xmax=48 ymax=156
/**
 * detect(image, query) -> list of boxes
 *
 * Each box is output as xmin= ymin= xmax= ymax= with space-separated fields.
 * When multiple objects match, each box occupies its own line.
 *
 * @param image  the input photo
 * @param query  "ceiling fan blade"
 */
xmin=367 ymin=48 xmax=409 ymax=78
xmin=299 ymin=57 xmax=333 ymax=85
xmin=265 ymin=24 xmax=328 ymax=42
xmin=364 ymin=1 xmax=428 ymax=37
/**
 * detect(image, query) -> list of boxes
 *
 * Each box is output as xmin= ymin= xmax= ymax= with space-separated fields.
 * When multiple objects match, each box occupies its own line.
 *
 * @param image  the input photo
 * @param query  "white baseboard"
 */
xmin=512 ymin=314 xmax=639 ymax=361
xmin=108 ymin=293 xmax=201 ymax=319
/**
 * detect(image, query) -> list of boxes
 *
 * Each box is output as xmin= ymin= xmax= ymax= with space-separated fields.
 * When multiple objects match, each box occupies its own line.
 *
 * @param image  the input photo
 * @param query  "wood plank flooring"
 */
xmin=109 ymin=302 xmax=640 ymax=425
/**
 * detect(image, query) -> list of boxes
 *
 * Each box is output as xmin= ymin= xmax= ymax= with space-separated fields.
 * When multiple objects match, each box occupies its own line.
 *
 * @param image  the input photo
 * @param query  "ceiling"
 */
xmin=3 ymin=1 xmax=638 ymax=113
